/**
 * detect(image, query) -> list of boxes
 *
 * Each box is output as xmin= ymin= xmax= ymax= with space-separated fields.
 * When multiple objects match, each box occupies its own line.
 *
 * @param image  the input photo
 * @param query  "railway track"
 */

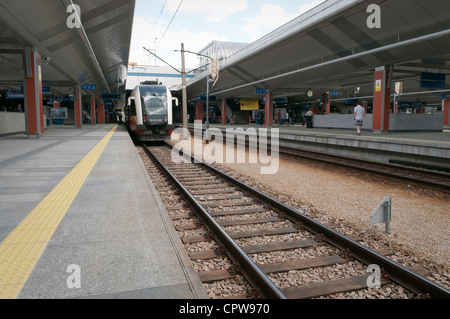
xmin=140 ymin=144 xmax=450 ymax=299
xmin=278 ymin=146 xmax=450 ymax=195
xmin=183 ymin=126 xmax=450 ymax=195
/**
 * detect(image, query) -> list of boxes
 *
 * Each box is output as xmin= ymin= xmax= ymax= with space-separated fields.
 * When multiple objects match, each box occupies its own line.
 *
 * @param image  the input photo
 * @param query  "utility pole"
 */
xmin=181 ymin=43 xmax=188 ymax=139
xmin=205 ymin=76 xmax=214 ymax=144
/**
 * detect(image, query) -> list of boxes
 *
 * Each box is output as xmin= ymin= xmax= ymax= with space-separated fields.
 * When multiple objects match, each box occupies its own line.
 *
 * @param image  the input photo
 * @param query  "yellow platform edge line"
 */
xmin=0 ymin=125 xmax=117 ymax=299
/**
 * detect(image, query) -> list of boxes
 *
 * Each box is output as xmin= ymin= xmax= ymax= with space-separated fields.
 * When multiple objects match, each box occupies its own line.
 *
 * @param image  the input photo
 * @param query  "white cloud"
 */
xmin=166 ymin=0 xmax=248 ymax=22
xmin=240 ymin=0 xmax=326 ymax=42
xmin=241 ymin=4 xmax=297 ymax=42
xmin=298 ymin=0 xmax=326 ymax=14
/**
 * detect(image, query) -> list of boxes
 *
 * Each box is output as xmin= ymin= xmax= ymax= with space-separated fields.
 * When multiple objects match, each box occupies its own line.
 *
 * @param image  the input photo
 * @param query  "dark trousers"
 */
xmin=306 ymin=116 xmax=312 ymax=128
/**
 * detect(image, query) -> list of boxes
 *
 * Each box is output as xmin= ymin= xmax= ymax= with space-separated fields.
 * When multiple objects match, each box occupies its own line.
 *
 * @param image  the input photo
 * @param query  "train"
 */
xmin=124 ymin=84 xmax=176 ymax=141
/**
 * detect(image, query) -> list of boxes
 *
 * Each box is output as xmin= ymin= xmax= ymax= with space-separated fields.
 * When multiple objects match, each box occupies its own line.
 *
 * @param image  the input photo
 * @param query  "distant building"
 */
xmin=126 ymin=64 xmax=196 ymax=90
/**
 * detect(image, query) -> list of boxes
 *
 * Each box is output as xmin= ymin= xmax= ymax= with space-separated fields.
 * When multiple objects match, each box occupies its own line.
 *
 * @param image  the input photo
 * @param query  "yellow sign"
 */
xmin=240 ymin=99 xmax=259 ymax=110
xmin=375 ymin=79 xmax=382 ymax=92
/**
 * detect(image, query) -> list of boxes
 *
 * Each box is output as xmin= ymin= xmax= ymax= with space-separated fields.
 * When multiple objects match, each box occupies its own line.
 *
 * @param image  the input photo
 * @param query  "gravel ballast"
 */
xmin=168 ymin=133 xmax=450 ymax=290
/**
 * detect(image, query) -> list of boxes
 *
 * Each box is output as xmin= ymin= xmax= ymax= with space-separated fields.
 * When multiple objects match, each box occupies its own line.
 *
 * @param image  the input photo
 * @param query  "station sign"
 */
xmin=256 ymin=89 xmax=267 ymax=94
xmin=345 ymin=99 xmax=359 ymax=105
xmin=398 ymin=101 xmax=427 ymax=107
xmin=240 ymin=99 xmax=259 ymax=110
xmin=21 ymin=86 xmax=50 ymax=92
xmin=5 ymin=92 xmax=24 ymax=99
xmin=421 ymin=72 xmax=446 ymax=89
xmin=82 ymin=84 xmax=97 ymax=90
xmin=102 ymin=93 xmax=121 ymax=100
xmin=329 ymin=91 xmax=339 ymax=96
xmin=274 ymin=97 xmax=288 ymax=104
xmin=199 ymin=95 xmax=216 ymax=102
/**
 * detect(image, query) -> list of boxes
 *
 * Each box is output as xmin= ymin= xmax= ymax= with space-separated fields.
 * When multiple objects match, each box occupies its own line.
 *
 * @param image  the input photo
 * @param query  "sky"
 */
xmin=129 ymin=0 xmax=326 ymax=70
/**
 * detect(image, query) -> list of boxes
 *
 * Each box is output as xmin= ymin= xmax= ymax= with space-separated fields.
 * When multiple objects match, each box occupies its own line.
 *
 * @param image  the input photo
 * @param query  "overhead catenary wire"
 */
xmin=155 ymin=0 xmax=183 ymax=51
xmin=151 ymin=0 xmax=167 ymax=36
xmin=143 ymin=47 xmax=181 ymax=74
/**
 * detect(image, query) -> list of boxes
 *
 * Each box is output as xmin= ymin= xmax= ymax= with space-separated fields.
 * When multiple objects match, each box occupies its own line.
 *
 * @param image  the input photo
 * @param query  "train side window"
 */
xmin=130 ymin=98 xmax=136 ymax=116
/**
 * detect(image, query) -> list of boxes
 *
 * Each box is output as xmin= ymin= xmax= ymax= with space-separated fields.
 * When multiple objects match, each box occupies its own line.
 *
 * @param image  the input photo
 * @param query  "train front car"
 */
xmin=126 ymin=85 xmax=175 ymax=142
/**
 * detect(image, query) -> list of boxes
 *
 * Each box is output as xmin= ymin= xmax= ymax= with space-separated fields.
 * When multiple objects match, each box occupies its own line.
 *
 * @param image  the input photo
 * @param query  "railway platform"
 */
xmin=183 ymin=123 xmax=450 ymax=171
xmin=0 ymin=124 xmax=207 ymax=299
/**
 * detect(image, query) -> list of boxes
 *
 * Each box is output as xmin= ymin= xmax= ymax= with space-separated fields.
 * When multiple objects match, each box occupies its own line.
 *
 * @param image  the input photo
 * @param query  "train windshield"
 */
xmin=140 ymin=86 xmax=167 ymax=116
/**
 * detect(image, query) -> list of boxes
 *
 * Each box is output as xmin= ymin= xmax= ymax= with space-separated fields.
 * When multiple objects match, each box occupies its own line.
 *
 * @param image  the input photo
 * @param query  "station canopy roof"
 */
xmin=0 ymin=0 xmax=135 ymax=106
xmin=185 ymin=0 xmax=450 ymax=105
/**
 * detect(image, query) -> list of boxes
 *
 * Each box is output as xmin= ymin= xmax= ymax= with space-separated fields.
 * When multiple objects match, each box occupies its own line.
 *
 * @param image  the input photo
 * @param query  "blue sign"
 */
xmin=421 ymin=73 xmax=445 ymax=89
xmin=5 ymin=92 xmax=24 ymax=99
xmin=345 ymin=99 xmax=358 ymax=105
xmin=274 ymin=97 xmax=288 ymax=104
xmin=82 ymin=84 xmax=97 ymax=90
xmin=256 ymin=89 xmax=267 ymax=94
xmin=330 ymin=91 xmax=339 ymax=96
xmin=102 ymin=93 xmax=121 ymax=100
xmin=21 ymin=86 xmax=50 ymax=92
xmin=199 ymin=95 xmax=216 ymax=102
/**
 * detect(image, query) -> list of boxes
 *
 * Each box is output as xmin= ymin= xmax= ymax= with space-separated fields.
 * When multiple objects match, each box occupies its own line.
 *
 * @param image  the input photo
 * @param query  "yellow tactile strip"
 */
xmin=0 ymin=125 xmax=117 ymax=299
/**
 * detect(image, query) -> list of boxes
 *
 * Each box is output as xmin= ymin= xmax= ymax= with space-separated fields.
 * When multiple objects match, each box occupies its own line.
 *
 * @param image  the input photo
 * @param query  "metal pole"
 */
xmin=385 ymin=197 xmax=392 ymax=234
xmin=181 ymin=43 xmax=188 ymax=139
xmin=205 ymin=76 xmax=210 ymax=144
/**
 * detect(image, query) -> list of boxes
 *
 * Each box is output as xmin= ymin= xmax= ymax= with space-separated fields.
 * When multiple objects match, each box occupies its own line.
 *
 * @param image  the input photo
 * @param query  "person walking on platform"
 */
xmin=353 ymin=102 xmax=365 ymax=136
xmin=14 ymin=103 xmax=23 ymax=112
xmin=305 ymin=107 xmax=313 ymax=128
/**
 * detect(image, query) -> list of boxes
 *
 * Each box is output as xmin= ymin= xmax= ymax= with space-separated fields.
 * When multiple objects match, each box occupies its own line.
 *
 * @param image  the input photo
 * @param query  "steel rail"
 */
xmin=278 ymin=147 xmax=450 ymax=194
xmin=143 ymin=145 xmax=287 ymax=299
xmin=191 ymin=151 xmax=450 ymax=299
xmin=182 ymin=125 xmax=450 ymax=193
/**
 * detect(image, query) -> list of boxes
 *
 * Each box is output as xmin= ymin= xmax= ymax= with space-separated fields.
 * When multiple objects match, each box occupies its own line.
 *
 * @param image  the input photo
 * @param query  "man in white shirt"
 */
xmin=353 ymin=102 xmax=365 ymax=136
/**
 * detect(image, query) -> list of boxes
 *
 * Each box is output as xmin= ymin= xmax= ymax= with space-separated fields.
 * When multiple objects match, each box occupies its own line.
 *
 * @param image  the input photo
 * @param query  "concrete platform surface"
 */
xmin=185 ymin=123 xmax=450 ymax=170
xmin=0 ymin=124 xmax=207 ymax=299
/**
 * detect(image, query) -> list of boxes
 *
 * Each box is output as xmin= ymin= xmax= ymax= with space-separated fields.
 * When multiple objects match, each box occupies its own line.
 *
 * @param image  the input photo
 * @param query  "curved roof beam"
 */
xmin=212 ymin=28 xmax=450 ymax=97
xmin=62 ymin=0 xmax=111 ymax=93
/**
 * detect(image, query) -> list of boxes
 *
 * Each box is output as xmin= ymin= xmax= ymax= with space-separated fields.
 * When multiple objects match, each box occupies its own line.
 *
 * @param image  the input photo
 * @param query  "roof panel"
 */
xmin=186 ymin=0 xmax=450 ymax=101
xmin=0 ymin=0 xmax=135 ymax=103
